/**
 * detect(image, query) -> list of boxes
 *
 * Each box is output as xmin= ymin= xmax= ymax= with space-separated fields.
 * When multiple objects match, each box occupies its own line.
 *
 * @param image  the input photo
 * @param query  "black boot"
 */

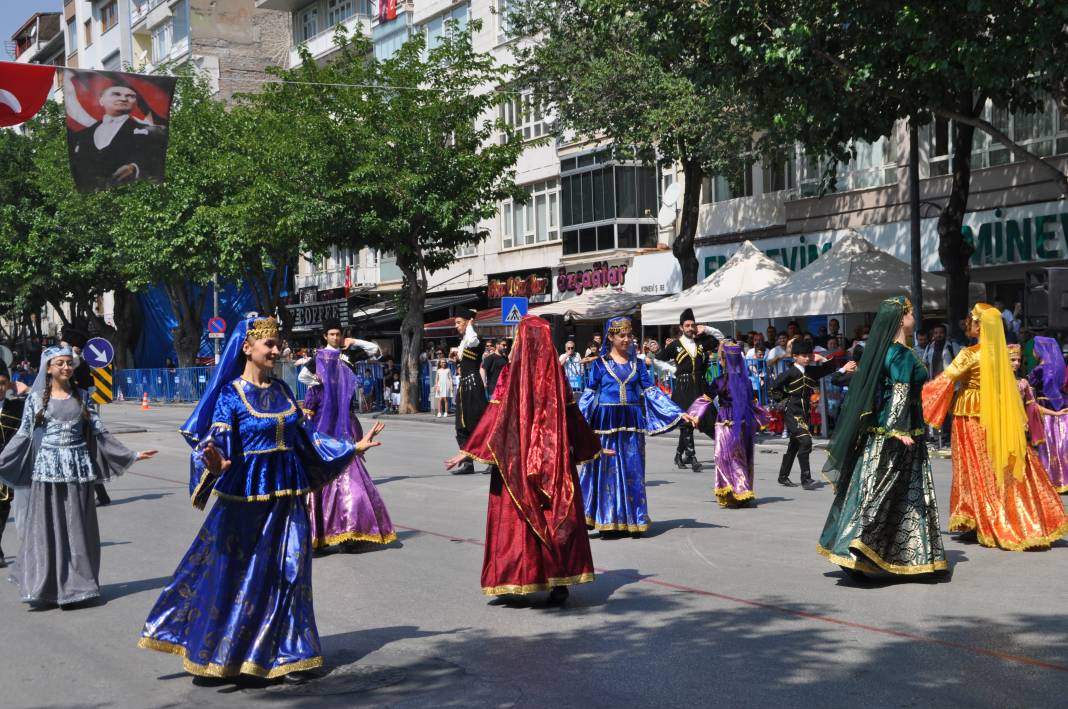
xmin=94 ymin=484 xmax=110 ymax=506
xmin=687 ymin=438 xmax=703 ymax=472
xmin=800 ymin=473 xmax=817 ymax=490
xmin=674 ymin=452 xmax=686 ymax=469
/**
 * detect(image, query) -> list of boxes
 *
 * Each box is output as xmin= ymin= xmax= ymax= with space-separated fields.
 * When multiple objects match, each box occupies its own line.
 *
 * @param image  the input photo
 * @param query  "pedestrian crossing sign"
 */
xmin=501 ymin=296 xmax=528 ymax=325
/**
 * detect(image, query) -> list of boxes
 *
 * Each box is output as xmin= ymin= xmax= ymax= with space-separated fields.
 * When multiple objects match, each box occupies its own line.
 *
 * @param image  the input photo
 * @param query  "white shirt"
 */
xmin=94 ymin=114 xmax=129 ymax=150
xmin=459 ymin=324 xmax=480 ymax=353
xmin=766 ymin=345 xmax=787 ymax=363
xmin=678 ymin=335 xmax=697 ymax=359
xmin=297 ymin=340 xmax=383 ymax=387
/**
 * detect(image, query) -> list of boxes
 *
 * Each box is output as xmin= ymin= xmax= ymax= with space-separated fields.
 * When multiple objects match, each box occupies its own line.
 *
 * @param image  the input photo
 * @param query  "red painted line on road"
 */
xmin=395 ymin=524 xmax=1068 ymax=674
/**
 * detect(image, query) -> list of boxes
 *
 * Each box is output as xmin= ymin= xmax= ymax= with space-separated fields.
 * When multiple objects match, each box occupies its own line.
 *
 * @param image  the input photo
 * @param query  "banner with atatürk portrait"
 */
xmin=63 ymin=68 xmax=176 ymax=193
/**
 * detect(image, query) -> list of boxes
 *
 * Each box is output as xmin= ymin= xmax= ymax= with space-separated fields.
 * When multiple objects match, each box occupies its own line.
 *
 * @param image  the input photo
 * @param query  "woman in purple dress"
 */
xmin=303 ymin=348 xmax=396 ymax=549
xmin=689 ymin=342 xmax=768 ymax=507
xmin=1027 ymin=336 xmax=1068 ymax=493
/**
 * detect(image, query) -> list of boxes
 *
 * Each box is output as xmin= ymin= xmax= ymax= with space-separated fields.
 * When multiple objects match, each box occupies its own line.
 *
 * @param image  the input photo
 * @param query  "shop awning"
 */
xmin=424 ymin=307 xmax=502 ymax=335
xmin=528 ymin=290 xmax=660 ymax=321
xmin=641 ymin=240 xmax=790 ymax=325
xmin=730 ymin=231 xmax=985 ymax=319
xmin=353 ymin=293 xmax=478 ymax=327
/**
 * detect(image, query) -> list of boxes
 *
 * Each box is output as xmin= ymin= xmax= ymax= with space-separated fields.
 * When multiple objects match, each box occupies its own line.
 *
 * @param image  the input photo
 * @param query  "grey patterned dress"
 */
xmin=0 ymin=392 xmax=137 ymax=605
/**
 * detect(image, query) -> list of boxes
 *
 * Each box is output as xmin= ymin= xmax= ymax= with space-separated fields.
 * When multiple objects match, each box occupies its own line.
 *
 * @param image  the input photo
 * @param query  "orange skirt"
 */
xmin=950 ymin=415 xmax=1068 ymax=550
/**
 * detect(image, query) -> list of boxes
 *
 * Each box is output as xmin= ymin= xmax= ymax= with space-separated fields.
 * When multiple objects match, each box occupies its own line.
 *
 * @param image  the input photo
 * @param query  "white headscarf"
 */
xmin=32 ymin=345 xmax=73 ymax=395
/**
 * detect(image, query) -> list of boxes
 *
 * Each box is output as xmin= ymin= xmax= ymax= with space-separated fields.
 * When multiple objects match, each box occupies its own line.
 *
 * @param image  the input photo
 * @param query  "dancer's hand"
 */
xmin=201 ymin=443 xmax=231 ymax=476
xmin=136 ymin=450 xmax=158 ymax=462
xmin=444 ymin=451 xmax=468 ymax=469
xmin=842 ymin=360 xmax=858 ymax=373
xmin=683 ymin=413 xmax=700 ymax=426
xmin=898 ymin=435 xmax=915 ymax=447
xmin=356 ymin=422 xmax=385 ymax=454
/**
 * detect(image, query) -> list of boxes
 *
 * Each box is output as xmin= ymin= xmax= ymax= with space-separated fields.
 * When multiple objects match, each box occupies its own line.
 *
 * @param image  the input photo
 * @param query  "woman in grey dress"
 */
xmin=0 ymin=346 xmax=156 ymax=608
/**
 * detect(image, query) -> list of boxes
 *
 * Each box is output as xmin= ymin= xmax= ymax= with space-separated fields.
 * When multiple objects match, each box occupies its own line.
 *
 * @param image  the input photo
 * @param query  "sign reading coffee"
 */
xmin=556 ymin=261 xmax=628 ymax=297
xmin=288 ymin=299 xmax=347 ymax=331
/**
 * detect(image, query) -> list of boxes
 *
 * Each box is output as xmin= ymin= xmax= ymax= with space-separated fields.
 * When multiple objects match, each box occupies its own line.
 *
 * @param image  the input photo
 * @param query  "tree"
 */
xmin=510 ymin=0 xmax=753 ymax=288
xmin=699 ymin=0 xmax=1068 ymax=336
xmin=262 ymin=25 xmax=525 ymax=412
xmin=110 ymin=72 xmax=237 ymax=365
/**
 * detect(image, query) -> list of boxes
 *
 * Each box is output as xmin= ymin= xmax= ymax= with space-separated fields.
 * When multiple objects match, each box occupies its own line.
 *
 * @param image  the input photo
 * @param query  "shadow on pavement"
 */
xmin=105 ymin=492 xmax=175 ymax=507
xmin=99 ymin=575 xmax=173 ymax=602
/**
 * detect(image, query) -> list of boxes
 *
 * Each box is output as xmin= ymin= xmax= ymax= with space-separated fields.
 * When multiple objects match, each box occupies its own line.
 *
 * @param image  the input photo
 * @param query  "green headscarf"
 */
xmin=822 ymin=296 xmax=907 ymax=490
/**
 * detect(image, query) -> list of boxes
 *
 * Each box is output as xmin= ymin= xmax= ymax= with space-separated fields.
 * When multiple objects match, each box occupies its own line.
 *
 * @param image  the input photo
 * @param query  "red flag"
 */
xmin=344 ymin=265 xmax=353 ymax=297
xmin=0 ymin=61 xmax=57 ymax=127
xmin=379 ymin=0 xmax=397 ymax=21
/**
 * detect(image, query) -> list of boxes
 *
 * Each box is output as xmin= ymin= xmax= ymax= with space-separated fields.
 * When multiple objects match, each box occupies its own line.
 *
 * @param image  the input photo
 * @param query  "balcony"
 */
xmin=287 ymin=13 xmax=372 ymax=68
xmin=295 ymin=265 xmax=381 ymax=291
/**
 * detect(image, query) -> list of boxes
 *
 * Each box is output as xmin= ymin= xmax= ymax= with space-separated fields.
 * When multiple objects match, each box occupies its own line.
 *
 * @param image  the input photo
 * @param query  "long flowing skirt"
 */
xmin=138 ymin=497 xmax=322 ymax=679
xmin=714 ymin=423 xmax=755 ymax=507
xmin=1036 ymin=411 xmax=1068 ymax=493
xmin=579 ymin=429 xmax=649 ymax=533
xmin=949 ymin=415 xmax=1068 ymax=550
xmin=818 ymin=434 xmax=946 ymax=575
xmin=308 ymin=457 xmax=395 ymax=548
xmin=482 ymin=468 xmax=594 ymax=595
xmin=16 ymin=481 xmax=100 ymax=605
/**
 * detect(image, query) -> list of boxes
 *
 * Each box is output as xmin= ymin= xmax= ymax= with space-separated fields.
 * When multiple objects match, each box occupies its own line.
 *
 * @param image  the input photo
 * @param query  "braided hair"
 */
xmin=33 ymin=372 xmax=90 ymax=427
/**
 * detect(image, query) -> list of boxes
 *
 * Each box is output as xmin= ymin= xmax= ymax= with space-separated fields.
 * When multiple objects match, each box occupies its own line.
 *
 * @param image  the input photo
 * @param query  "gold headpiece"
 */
xmin=969 ymin=302 xmax=993 ymax=323
xmin=902 ymin=298 xmax=913 ymax=315
xmin=246 ymin=316 xmax=279 ymax=342
xmin=606 ymin=317 xmax=632 ymax=335
xmin=1007 ymin=343 xmax=1021 ymax=355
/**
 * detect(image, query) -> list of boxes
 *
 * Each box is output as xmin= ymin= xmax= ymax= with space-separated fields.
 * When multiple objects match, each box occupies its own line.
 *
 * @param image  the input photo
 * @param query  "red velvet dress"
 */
xmin=463 ymin=366 xmax=600 ymax=595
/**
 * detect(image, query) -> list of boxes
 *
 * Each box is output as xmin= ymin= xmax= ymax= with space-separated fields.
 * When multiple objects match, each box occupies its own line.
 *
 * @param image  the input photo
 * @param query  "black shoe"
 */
xmin=95 ymin=490 xmax=111 ymax=506
xmin=801 ymin=477 xmax=817 ymax=490
xmin=691 ymin=460 xmax=703 ymax=473
xmin=478 ymin=466 xmax=494 ymax=475
xmin=451 ymin=463 xmax=475 ymax=475
xmin=674 ymin=453 xmax=686 ymax=470
xmin=547 ymin=586 xmax=569 ymax=606
xmin=281 ymin=668 xmax=326 ymax=684
xmin=778 ymin=478 xmax=798 ymax=487
xmin=0 ymin=554 xmax=6 ymax=569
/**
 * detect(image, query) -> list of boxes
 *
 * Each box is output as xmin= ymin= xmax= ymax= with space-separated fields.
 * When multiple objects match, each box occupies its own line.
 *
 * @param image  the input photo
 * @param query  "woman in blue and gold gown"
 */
xmin=579 ymin=317 xmax=693 ymax=536
xmin=138 ymin=315 xmax=382 ymax=681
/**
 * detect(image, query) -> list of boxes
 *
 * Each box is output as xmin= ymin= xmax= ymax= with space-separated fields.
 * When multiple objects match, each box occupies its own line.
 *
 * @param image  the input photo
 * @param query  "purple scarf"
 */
xmin=723 ymin=344 xmax=757 ymax=432
xmin=1030 ymin=336 xmax=1066 ymax=410
xmin=313 ymin=349 xmax=358 ymax=440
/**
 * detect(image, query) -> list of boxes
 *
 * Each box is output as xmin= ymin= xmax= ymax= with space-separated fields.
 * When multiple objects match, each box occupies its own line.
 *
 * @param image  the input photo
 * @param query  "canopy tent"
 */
xmin=528 ymin=290 xmax=661 ymax=321
xmin=424 ymin=307 xmax=502 ymax=336
xmin=640 ymin=240 xmax=790 ymax=325
xmin=730 ymin=230 xmax=984 ymax=320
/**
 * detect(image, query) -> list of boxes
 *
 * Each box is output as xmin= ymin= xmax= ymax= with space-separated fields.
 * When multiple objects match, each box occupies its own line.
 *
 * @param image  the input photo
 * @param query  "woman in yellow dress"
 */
xmin=922 ymin=303 xmax=1068 ymax=550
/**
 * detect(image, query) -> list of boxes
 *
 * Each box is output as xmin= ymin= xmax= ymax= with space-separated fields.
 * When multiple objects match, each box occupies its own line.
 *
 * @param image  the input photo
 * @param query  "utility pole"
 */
xmin=213 ymin=274 xmax=221 ymax=365
xmin=909 ymin=121 xmax=923 ymax=337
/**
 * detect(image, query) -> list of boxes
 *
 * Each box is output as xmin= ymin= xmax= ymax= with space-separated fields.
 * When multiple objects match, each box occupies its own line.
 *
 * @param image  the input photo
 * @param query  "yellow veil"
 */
xmin=974 ymin=303 xmax=1028 ymax=486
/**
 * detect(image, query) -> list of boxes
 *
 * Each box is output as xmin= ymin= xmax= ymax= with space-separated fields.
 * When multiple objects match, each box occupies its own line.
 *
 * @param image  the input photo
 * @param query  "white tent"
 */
xmin=529 ymin=289 xmax=661 ymax=321
xmin=641 ymin=240 xmax=791 ymax=325
xmin=730 ymin=230 xmax=984 ymax=319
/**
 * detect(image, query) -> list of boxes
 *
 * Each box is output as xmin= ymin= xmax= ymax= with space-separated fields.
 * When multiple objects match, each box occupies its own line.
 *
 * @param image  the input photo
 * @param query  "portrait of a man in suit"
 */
xmin=69 ymin=83 xmax=167 ymax=193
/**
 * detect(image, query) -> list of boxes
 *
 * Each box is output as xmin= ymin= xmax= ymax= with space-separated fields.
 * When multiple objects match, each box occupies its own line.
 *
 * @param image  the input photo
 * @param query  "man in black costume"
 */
xmin=769 ymin=339 xmax=855 ymax=489
xmin=656 ymin=308 xmax=718 ymax=472
xmin=451 ymin=307 xmax=489 ymax=475
xmin=0 ymin=363 xmax=27 ymax=567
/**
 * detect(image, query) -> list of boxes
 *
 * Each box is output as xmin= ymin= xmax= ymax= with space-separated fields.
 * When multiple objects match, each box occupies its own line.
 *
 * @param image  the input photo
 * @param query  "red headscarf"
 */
xmin=486 ymin=316 xmax=579 ymax=549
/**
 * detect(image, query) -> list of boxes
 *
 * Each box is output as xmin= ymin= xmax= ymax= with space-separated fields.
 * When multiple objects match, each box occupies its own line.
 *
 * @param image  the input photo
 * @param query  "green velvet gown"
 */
xmin=817 ymin=343 xmax=947 ymax=575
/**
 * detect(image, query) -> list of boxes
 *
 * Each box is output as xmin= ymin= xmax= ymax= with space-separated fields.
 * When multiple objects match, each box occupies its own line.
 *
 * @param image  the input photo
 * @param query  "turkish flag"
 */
xmin=0 ymin=61 xmax=57 ymax=127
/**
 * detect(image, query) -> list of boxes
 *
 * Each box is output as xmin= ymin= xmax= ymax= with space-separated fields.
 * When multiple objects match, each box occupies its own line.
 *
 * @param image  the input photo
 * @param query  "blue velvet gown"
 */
xmin=579 ymin=357 xmax=685 ymax=533
xmin=139 ymin=378 xmax=354 ymax=679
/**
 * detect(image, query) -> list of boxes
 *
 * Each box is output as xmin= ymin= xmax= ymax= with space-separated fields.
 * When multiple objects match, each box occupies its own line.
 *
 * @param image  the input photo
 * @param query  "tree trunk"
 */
xmin=674 ymin=157 xmax=704 ymax=289
xmin=165 ymin=281 xmax=205 ymax=367
xmin=936 ymin=97 xmax=978 ymax=343
xmin=398 ymin=259 xmax=427 ymax=415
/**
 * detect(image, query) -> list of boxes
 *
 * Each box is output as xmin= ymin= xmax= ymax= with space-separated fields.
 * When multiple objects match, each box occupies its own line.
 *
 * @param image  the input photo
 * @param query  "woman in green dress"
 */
xmin=817 ymin=296 xmax=947 ymax=577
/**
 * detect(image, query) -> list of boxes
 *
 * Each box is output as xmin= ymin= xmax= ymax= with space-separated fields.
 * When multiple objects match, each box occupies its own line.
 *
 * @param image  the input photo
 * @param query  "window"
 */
xmin=926 ymin=118 xmax=951 ymax=177
xmin=762 ymin=147 xmax=797 ymax=194
xmin=84 ymin=19 xmax=93 ymax=47
xmin=501 ymin=180 xmax=560 ymax=249
xmin=560 ymin=151 xmax=660 ymax=255
xmin=495 ymin=0 xmax=512 ymax=43
xmin=66 ymin=17 xmax=77 ymax=55
xmin=151 ymin=22 xmax=172 ymax=62
xmin=299 ymin=4 xmax=319 ymax=41
xmin=422 ymin=4 xmax=469 ymax=55
xmin=101 ymin=1 xmax=119 ymax=33
xmin=702 ymin=163 xmax=753 ymax=203
xmin=326 ymin=0 xmax=354 ymax=27
xmin=499 ymin=91 xmax=548 ymax=142
xmin=172 ymin=0 xmax=189 ymax=45
xmin=102 ymin=51 xmax=121 ymax=71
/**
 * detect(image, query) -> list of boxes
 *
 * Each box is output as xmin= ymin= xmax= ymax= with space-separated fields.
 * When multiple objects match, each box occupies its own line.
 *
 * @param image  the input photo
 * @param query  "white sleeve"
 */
xmin=464 ymin=325 xmax=480 ymax=349
xmin=298 ymin=366 xmax=318 ymax=387
xmin=349 ymin=338 xmax=381 ymax=358
xmin=648 ymin=357 xmax=677 ymax=376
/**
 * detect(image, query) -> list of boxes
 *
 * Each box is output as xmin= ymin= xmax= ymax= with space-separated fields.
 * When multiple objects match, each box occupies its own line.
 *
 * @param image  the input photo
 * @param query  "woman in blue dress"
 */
xmin=138 ymin=315 xmax=383 ymax=681
xmin=579 ymin=317 xmax=695 ymax=537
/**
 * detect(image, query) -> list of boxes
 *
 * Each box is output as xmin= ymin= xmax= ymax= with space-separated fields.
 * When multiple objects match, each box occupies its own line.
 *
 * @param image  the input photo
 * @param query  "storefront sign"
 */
xmin=624 ymin=251 xmax=683 ymax=296
xmin=487 ymin=271 xmax=551 ymax=303
xmin=965 ymin=207 xmax=1068 ymax=266
xmin=288 ymin=299 xmax=347 ymax=331
xmin=555 ymin=260 xmax=628 ymax=297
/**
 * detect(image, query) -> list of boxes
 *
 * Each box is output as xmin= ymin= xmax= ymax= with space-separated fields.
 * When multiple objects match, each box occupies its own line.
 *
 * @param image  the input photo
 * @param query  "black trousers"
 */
xmin=0 ymin=493 xmax=10 ymax=556
xmin=778 ymin=414 xmax=813 ymax=481
xmin=676 ymin=422 xmax=695 ymax=456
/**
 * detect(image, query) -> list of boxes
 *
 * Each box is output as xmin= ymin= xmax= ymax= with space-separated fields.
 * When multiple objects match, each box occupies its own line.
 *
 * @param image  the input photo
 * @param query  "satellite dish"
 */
xmin=0 ymin=345 xmax=11 ymax=368
xmin=662 ymin=182 xmax=680 ymax=207
xmin=657 ymin=204 xmax=676 ymax=228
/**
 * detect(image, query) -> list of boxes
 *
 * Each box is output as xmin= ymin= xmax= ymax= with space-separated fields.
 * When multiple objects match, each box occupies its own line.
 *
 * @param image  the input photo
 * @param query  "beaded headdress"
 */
xmin=246 ymin=316 xmax=279 ymax=342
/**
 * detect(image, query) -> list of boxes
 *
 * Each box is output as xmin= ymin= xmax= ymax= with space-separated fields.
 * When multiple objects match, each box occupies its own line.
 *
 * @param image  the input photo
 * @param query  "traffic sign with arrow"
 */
xmin=83 ymin=337 xmax=114 ymax=368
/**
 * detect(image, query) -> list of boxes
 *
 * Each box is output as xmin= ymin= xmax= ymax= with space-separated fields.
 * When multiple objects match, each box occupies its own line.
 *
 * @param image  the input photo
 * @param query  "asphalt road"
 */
xmin=2 ymin=402 xmax=1067 ymax=708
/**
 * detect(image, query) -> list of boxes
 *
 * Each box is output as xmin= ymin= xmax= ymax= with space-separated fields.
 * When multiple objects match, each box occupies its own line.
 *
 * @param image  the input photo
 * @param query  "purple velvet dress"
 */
xmin=303 ymin=350 xmax=396 ymax=547
xmin=689 ymin=345 xmax=769 ymax=507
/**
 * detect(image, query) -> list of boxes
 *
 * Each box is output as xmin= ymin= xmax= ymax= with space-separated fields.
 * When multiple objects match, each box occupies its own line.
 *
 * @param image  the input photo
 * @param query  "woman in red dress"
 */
xmin=446 ymin=315 xmax=608 ymax=605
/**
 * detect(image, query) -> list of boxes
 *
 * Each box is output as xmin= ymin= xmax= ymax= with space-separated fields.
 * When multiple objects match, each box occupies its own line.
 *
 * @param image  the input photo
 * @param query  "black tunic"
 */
xmin=769 ymin=361 xmax=839 ymax=434
xmin=455 ymin=340 xmax=488 ymax=440
xmin=658 ymin=336 xmax=717 ymax=433
xmin=0 ymin=396 xmax=23 ymax=503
